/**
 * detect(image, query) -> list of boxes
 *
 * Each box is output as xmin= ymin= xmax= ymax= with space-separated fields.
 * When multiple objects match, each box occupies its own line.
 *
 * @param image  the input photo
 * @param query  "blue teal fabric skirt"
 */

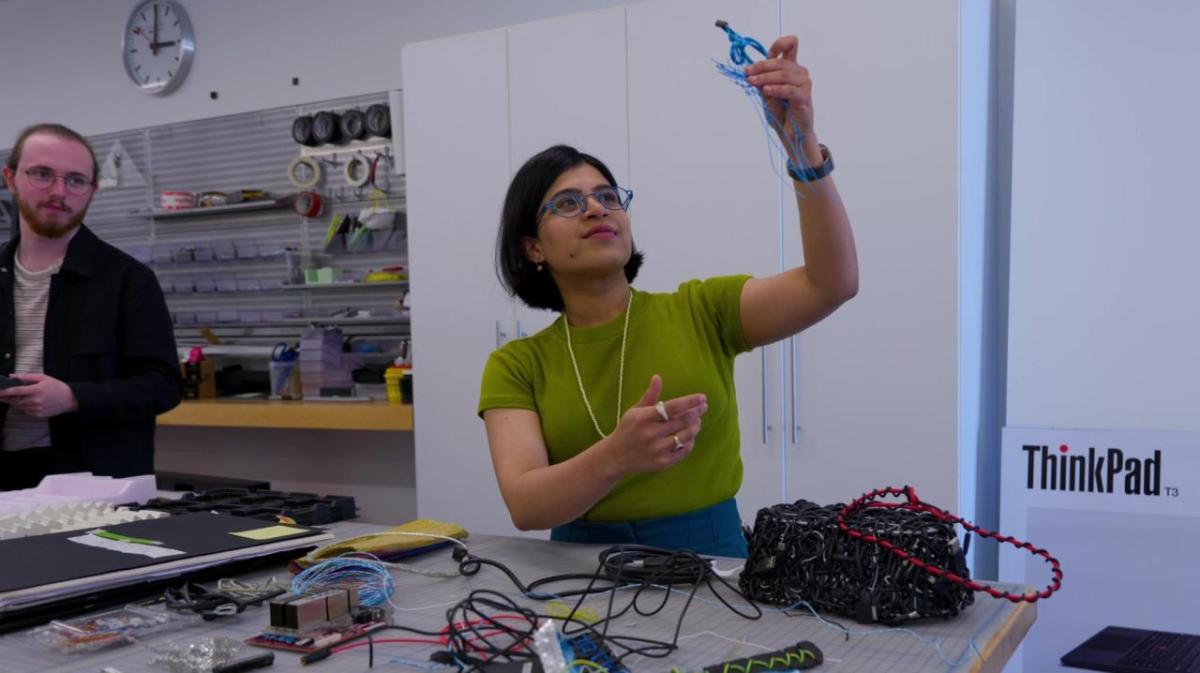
xmin=551 ymin=498 xmax=748 ymax=558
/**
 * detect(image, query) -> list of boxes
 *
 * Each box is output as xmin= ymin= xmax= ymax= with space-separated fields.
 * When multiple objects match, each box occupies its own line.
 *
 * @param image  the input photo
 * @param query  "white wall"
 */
xmin=0 ymin=0 xmax=640 ymax=143
xmin=1006 ymin=0 xmax=1200 ymax=431
xmin=1003 ymin=1 xmax=1200 ymax=668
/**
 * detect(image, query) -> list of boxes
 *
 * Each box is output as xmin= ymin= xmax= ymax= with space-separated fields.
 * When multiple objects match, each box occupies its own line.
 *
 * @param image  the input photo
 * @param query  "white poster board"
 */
xmin=1000 ymin=427 xmax=1200 ymax=671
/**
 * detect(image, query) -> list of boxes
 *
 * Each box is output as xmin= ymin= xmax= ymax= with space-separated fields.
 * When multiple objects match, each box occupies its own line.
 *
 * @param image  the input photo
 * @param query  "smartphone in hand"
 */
xmin=0 ymin=375 xmax=32 ymax=389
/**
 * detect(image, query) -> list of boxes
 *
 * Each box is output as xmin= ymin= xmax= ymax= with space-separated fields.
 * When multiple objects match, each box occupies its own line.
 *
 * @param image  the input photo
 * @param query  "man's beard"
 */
xmin=12 ymin=186 xmax=88 ymax=239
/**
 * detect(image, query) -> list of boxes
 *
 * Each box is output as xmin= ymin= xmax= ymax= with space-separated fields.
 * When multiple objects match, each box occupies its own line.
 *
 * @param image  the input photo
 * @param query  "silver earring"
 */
xmin=536 ymin=263 xmax=543 ymax=272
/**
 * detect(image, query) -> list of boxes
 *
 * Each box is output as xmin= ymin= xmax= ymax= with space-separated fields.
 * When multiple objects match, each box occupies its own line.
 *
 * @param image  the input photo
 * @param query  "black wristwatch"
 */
xmin=786 ymin=144 xmax=834 ymax=182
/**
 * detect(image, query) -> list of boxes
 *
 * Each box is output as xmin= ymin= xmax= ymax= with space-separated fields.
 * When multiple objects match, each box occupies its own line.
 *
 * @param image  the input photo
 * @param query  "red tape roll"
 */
xmin=294 ymin=191 xmax=324 ymax=218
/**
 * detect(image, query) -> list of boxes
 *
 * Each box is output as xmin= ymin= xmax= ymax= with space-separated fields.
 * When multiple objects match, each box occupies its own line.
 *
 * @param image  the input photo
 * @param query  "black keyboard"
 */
xmin=1118 ymin=632 xmax=1200 ymax=672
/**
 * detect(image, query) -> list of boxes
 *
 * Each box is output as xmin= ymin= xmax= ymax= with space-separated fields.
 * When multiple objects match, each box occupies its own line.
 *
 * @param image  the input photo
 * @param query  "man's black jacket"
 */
xmin=0 ymin=224 xmax=182 ymax=477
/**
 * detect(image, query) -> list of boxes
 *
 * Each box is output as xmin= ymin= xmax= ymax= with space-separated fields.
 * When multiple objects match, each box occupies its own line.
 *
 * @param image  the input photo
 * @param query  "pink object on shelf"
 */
xmin=160 ymin=190 xmax=195 ymax=211
xmin=0 ymin=473 xmax=157 ymax=512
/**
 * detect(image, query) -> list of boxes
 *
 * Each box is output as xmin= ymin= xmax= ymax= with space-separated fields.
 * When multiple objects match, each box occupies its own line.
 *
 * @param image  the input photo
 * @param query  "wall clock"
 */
xmin=123 ymin=0 xmax=195 ymax=95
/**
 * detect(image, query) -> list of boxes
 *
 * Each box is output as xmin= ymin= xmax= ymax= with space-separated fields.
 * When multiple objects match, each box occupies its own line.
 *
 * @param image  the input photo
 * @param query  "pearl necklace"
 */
xmin=563 ymin=291 xmax=633 ymax=439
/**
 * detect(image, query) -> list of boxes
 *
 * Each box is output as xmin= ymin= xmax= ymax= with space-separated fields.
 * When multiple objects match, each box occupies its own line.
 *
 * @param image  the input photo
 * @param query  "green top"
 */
xmin=478 ymin=275 xmax=752 ymax=521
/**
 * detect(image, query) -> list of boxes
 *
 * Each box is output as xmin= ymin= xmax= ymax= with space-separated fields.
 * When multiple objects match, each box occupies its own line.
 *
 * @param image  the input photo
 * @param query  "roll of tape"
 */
xmin=287 ymin=156 xmax=322 ymax=190
xmin=294 ymin=191 xmax=324 ymax=218
xmin=292 ymin=115 xmax=316 ymax=146
xmin=366 ymin=103 xmax=391 ymax=138
xmin=340 ymin=109 xmax=367 ymax=141
xmin=344 ymin=155 xmax=371 ymax=188
xmin=312 ymin=111 xmax=342 ymax=145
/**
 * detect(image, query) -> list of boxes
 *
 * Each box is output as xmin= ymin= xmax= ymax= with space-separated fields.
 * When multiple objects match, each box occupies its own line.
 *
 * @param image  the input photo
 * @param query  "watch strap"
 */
xmin=786 ymin=144 xmax=834 ymax=182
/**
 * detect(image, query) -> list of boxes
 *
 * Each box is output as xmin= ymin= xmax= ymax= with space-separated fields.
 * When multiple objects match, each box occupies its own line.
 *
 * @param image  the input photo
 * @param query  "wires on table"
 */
xmin=291 ymin=554 xmax=396 ymax=607
xmin=162 ymin=578 xmax=286 ymax=620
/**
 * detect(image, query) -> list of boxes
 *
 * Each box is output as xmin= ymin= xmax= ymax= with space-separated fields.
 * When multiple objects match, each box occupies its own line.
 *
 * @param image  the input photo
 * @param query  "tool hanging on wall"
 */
xmin=294 ymin=191 xmax=325 ymax=218
xmin=97 ymin=138 xmax=147 ymax=189
xmin=339 ymin=108 xmax=367 ymax=141
xmin=291 ymin=114 xmax=318 ymax=147
xmin=287 ymin=156 xmax=323 ymax=190
xmin=365 ymin=103 xmax=391 ymax=138
xmin=311 ymin=111 xmax=342 ymax=145
xmin=343 ymin=154 xmax=372 ymax=189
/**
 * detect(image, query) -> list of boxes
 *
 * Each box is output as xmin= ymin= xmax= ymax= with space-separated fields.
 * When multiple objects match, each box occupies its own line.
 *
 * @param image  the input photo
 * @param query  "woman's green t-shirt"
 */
xmin=478 ymin=275 xmax=752 ymax=522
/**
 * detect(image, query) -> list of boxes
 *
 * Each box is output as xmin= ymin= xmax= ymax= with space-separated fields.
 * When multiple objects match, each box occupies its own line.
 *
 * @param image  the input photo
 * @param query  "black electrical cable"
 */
xmin=740 ymin=499 xmax=974 ymax=624
xmin=447 ymin=544 xmax=764 ymax=669
xmin=162 ymin=581 xmax=286 ymax=621
xmin=312 ymin=110 xmax=343 ymax=145
xmin=454 ymin=546 xmax=617 ymax=599
xmin=365 ymin=103 xmax=391 ymax=137
xmin=341 ymin=108 xmax=367 ymax=141
xmin=291 ymin=115 xmax=316 ymax=146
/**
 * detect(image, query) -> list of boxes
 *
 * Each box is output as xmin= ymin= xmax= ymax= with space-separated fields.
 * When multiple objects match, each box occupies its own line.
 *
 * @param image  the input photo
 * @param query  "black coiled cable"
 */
xmin=740 ymin=500 xmax=974 ymax=624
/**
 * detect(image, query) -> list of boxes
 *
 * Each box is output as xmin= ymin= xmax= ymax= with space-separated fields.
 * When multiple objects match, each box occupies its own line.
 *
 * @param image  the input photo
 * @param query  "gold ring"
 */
xmin=672 ymin=434 xmax=684 ymax=450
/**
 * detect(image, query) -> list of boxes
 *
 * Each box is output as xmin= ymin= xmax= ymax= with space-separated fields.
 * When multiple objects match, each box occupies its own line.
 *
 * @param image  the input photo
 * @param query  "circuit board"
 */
xmin=244 ymin=619 xmax=388 ymax=654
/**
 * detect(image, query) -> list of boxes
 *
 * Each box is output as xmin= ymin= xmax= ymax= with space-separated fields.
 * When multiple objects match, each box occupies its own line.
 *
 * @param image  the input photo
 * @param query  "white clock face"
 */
xmin=122 ymin=0 xmax=194 ymax=95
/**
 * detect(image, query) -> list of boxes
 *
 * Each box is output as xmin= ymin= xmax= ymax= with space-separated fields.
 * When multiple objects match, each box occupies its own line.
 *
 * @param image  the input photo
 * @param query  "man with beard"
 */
xmin=0 ymin=124 xmax=181 ymax=489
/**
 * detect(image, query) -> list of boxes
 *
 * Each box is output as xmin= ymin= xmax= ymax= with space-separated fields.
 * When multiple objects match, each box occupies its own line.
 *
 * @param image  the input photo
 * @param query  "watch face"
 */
xmin=123 ymin=0 xmax=195 ymax=95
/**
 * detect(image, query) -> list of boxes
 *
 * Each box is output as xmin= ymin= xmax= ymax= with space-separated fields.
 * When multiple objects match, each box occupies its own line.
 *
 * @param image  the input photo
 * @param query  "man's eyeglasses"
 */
xmin=539 ymin=186 xmax=633 ymax=221
xmin=22 ymin=167 xmax=95 ymax=195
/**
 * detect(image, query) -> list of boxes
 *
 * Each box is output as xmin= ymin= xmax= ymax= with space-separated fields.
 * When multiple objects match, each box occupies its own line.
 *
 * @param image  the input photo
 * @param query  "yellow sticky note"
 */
xmin=232 ymin=525 xmax=305 ymax=540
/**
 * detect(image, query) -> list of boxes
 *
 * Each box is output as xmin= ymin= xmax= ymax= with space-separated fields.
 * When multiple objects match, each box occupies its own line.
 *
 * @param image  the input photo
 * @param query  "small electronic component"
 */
xmin=245 ymin=588 xmax=390 ymax=654
xmin=564 ymin=632 xmax=628 ymax=673
xmin=31 ymin=605 xmax=184 ymax=654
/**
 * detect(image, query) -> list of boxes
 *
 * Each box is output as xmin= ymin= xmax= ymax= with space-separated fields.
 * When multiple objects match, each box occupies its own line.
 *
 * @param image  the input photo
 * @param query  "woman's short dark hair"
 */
xmin=496 ymin=144 xmax=643 ymax=312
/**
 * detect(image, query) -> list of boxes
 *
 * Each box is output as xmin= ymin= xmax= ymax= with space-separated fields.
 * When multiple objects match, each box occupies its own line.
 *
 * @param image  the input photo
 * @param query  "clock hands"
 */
xmin=152 ymin=3 xmax=159 ymax=55
xmin=132 ymin=16 xmax=176 ymax=53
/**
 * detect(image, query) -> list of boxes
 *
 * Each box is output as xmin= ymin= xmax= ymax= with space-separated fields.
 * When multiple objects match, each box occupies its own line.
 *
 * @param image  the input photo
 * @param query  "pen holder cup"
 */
xmin=269 ymin=360 xmax=302 ymax=400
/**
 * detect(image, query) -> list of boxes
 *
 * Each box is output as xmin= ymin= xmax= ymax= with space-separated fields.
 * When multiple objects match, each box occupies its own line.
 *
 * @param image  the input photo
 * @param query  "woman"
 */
xmin=478 ymin=36 xmax=857 ymax=557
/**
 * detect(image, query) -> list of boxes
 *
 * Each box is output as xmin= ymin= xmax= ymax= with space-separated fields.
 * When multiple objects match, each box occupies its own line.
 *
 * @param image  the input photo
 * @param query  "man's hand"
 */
xmin=0 ymin=373 xmax=79 ymax=417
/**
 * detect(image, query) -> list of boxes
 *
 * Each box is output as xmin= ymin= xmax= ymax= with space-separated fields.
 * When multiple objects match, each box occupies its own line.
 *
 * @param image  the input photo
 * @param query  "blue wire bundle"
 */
xmin=712 ymin=19 xmax=817 ymax=189
xmin=290 ymin=554 xmax=396 ymax=607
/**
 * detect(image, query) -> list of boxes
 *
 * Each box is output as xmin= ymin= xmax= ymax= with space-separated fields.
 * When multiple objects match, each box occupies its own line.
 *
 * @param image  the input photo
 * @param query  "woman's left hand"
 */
xmin=744 ymin=36 xmax=819 ymax=162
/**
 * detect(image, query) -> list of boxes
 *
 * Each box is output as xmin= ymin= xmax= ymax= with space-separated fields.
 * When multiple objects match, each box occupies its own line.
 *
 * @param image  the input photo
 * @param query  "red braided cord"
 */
xmin=835 ymin=486 xmax=1062 ymax=603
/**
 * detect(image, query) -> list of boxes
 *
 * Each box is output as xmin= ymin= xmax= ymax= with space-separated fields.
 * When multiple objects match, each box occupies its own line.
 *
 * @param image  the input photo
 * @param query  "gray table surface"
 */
xmin=0 ymin=522 xmax=1035 ymax=673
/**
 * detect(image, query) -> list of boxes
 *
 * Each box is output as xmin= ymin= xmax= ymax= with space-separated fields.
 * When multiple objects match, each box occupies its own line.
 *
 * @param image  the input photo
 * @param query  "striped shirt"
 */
xmin=3 ymin=253 xmax=63 ymax=452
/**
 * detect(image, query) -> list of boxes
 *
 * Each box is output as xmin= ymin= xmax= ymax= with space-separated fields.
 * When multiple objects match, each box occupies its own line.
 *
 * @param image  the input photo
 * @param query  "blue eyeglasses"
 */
xmin=538 ymin=186 xmax=633 ymax=221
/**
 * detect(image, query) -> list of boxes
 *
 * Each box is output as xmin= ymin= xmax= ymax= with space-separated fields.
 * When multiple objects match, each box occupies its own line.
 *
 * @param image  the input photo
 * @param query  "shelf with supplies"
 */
xmin=277 ymin=280 xmax=408 ymax=291
xmin=160 ymin=280 xmax=407 ymax=294
xmin=133 ymin=198 xmax=292 ymax=220
xmin=72 ymin=91 xmax=410 ymax=349
xmin=172 ymin=314 xmax=410 ymax=329
xmin=299 ymin=137 xmax=393 ymax=159
xmin=158 ymin=399 xmax=413 ymax=431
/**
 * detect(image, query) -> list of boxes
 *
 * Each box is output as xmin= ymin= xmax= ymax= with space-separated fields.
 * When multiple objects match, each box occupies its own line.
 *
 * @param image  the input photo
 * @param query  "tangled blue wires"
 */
xmin=716 ymin=19 xmax=767 ymax=66
xmin=291 ymin=554 xmax=396 ymax=607
xmin=712 ymin=19 xmax=818 ymax=189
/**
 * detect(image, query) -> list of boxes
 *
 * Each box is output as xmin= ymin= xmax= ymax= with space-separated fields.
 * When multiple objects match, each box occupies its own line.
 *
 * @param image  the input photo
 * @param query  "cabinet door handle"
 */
xmin=495 ymin=320 xmax=509 ymax=348
xmin=516 ymin=320 xmax=528 ymax=339
xmin=761 ymin=347 xmax=768 ymax=444
xmin=790 ymin=336 xmax=801 ymax=444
